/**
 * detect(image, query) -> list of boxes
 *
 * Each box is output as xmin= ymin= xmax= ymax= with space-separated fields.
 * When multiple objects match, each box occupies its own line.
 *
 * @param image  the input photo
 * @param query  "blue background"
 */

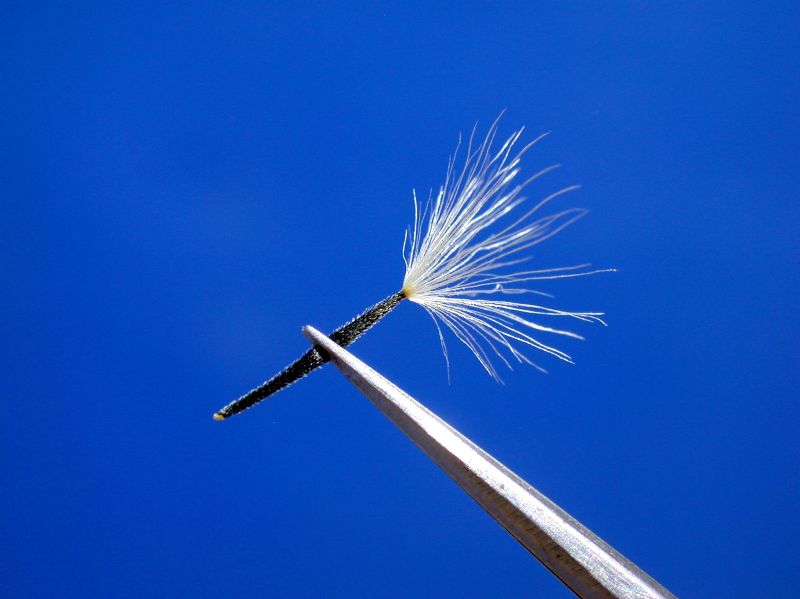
xmin=3 ymin=3 xmax=798 ymax=598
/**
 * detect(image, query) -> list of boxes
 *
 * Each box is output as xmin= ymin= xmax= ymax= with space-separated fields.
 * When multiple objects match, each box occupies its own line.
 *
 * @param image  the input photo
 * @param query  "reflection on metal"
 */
xmin=303 ymin=326 xmax=676 ymax=599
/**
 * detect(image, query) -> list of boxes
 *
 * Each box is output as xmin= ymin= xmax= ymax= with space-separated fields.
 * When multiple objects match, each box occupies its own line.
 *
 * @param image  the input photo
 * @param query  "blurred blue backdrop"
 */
xmin=2 ymin=3 xmax=798 ymax=597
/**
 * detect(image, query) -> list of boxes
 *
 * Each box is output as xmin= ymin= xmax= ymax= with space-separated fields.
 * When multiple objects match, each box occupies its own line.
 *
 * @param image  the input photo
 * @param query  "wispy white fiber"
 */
xmin=402 ymin=116 xmax=611 ymax=380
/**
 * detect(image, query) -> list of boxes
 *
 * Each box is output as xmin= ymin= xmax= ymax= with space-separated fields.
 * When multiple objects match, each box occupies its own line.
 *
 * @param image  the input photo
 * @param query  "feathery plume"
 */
xmin=401 ymin=118 xmax=610 ymax=380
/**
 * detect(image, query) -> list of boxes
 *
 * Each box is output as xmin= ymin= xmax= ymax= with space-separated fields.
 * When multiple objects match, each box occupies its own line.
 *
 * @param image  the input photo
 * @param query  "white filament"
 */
xmin=402 ymin=117 xmax=611 ymax=380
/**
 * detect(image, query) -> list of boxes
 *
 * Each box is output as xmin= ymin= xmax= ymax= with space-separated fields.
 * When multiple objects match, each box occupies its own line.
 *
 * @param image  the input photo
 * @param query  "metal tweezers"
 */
xmin=303 ymin=326 xmax=676 ymax=599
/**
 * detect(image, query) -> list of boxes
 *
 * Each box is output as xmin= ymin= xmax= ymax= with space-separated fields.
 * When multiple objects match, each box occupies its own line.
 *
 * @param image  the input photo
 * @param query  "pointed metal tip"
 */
xmin=302 ymin=325 xmax=322 ymax=344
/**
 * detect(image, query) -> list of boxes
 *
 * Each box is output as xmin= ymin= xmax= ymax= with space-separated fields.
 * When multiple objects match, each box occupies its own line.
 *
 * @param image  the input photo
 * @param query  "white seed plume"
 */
xmin=402 ymin=119 xmax=611 ymax=380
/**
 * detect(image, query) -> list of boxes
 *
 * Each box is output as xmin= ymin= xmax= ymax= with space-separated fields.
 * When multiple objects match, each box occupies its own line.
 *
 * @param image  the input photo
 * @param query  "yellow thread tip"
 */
xmin=213 ymin=413 xmax=225 ymax=421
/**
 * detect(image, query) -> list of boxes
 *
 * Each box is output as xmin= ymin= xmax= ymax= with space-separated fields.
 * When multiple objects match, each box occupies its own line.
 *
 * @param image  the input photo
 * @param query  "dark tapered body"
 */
xmin=214 ymin=291 xmax=405 ymax=420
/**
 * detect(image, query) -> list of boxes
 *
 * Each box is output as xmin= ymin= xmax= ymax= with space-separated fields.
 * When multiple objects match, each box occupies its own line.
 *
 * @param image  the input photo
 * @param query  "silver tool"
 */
xmin=303 ymin=326 xmax=676 ymax=599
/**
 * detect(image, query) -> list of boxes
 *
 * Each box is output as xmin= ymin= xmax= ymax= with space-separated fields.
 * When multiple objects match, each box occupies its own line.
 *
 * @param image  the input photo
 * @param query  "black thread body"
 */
xmin=215 ymin=291 xmax=405 ymax=419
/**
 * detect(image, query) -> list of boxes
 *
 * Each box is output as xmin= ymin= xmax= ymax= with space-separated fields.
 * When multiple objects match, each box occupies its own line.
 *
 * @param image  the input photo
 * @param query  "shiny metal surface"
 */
xmin=303 ymin=326 xmax=676 ymax=599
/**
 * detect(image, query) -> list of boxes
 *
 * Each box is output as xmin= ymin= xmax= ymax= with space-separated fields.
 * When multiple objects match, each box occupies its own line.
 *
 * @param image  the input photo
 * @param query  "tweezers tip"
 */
xmin=302 ymin=325 xmax=320 ymax=343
